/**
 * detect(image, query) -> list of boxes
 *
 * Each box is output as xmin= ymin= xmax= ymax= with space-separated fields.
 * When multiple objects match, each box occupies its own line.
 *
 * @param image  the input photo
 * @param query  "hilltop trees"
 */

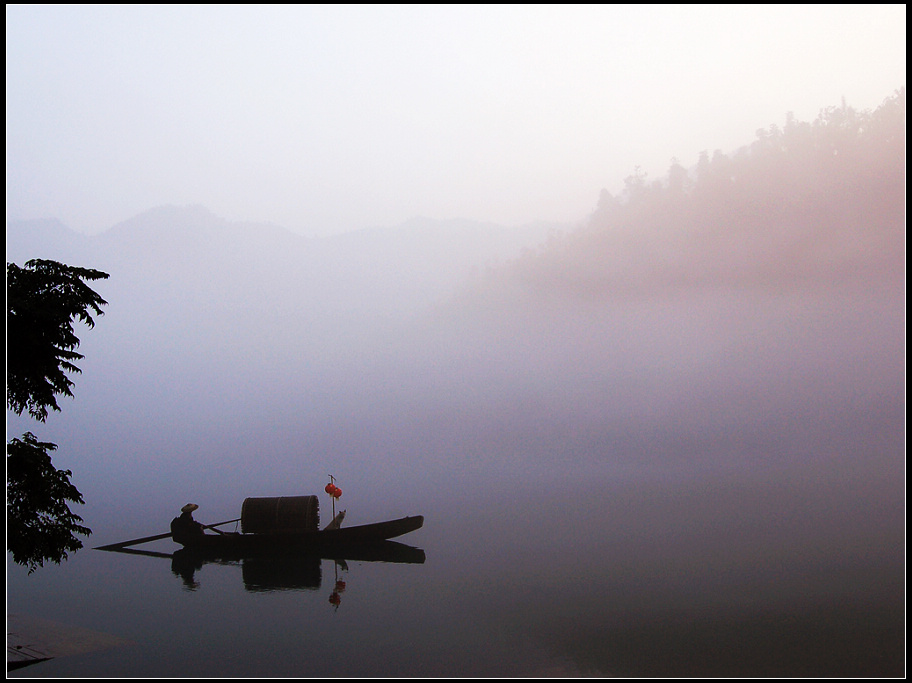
xmin=7 ymin=258 xmax=109 ymax=573
xmin=506 ymin=88 xmax=905 ymax=297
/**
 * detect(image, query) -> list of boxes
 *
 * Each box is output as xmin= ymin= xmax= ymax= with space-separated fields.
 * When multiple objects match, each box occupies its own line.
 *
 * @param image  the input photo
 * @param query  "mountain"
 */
xmin=463 ymin=89 xmax=905 ymax=306
xmin=7 ymin=206 xmax=560 ymax=316
xmin=9 ymin=207 xmax=561 ymax=337
xmin=6 ymin=206 xmax=563 ymax=426
xmin=6 ymin=217 xmax=89 ymax=264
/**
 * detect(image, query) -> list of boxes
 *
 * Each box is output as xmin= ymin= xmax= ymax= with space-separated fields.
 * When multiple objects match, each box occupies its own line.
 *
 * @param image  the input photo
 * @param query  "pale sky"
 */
xmin=6 ymin=4 xmax=906 ymax=236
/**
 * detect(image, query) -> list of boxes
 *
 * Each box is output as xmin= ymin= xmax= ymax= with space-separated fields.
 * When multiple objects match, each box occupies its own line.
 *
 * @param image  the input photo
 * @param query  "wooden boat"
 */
xmin=96 ymin=494 xmax=424 ymax=564
xmin=165 ymin=494 xmax=422 ymax=558
xmin=176 ymin=514 xmax=425 ymax=557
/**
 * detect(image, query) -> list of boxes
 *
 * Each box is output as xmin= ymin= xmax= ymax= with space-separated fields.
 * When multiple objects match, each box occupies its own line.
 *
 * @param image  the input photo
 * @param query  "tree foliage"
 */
xmin=7 ymin=258 xmax=109 ymax=572
xmin=7 ymin=433 xmax=91 ymax=573
xmin=499 ymin=88 xmax=906 ymax=297
xmin=8 ymin=259 xmax=109 ymax=421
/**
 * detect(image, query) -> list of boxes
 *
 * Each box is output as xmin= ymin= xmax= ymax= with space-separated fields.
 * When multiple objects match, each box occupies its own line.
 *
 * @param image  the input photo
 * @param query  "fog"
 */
xmin=6 ymin=5 xmax=906 ymax=236
xmin=6 ymin=168 xmax=904 ymax=540
xmin=6 ymin=6 xmax=905 ymax=570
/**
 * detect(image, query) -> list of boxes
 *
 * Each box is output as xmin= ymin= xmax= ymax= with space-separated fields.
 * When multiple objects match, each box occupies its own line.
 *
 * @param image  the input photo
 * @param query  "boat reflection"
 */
xmin=171 ymin=552 xmax=363 ymax=609
xmin=107 ymin=540 xmax=425 ymax=597
xmin=170 ymin=549 xmax=326 ymax=592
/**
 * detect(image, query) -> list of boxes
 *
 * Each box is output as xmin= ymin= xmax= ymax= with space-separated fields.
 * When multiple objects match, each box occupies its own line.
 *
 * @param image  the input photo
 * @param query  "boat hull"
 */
xmin=176 ymin=515 xmax=424 ymax=559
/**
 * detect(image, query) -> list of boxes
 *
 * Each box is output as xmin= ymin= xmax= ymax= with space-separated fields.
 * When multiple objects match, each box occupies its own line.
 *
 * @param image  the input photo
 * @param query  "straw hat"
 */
xmin=181 ymin=503 xmax=199 ymax=513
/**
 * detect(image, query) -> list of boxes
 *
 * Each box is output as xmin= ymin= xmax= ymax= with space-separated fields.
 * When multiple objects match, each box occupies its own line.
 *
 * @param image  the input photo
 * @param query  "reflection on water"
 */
xmin=96 ymin=541 xmax=426 ymax=605
xmin=6 ymin=463 xmax=904 ymax=678
xmin=221 ymin=555 xmax=319 ymax=593
xmin=167 ymin=542 xmax=426 ymax=595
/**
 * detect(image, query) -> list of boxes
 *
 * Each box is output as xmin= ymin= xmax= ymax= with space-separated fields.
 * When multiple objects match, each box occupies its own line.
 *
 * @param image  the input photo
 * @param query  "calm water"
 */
xmin=7 ymin=454 xmax=905 ymax=678
xmin=7 ymin=285 xmax=905 ymax=677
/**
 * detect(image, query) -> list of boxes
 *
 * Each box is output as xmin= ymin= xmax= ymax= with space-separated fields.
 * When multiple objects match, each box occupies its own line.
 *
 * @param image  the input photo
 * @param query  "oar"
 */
xmin=97 ymin=546 xmax=176 ymax=559
xmin=94 ymin=517 xmax=241 ymax=550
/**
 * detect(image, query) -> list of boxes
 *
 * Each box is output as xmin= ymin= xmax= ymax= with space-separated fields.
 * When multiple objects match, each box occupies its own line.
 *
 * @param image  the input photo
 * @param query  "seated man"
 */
xmin=170 ymin=503 xmax=205 ymax=544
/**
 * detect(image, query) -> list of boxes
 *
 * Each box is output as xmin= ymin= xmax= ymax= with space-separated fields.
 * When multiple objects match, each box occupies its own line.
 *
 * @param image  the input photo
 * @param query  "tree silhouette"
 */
xmin=7 ymin=433 xmax=92 ymax=573
xmin=7 ymin=258 xmax=109 ymax=573
xmin=8 ymin=259 xmax=109 ymax=420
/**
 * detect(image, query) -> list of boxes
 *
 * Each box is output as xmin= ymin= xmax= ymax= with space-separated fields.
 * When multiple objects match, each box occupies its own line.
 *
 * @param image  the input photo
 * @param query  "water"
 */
xmin=7 ymin=450 xmax=904 ymax=677
xmin=6 ymin=276 xmax=905 ymax=676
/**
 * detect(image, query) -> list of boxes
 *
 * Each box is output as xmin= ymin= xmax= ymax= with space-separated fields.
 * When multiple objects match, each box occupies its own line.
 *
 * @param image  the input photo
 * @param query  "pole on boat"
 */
xmin=94 ymin=518 xmax=242 ymax=551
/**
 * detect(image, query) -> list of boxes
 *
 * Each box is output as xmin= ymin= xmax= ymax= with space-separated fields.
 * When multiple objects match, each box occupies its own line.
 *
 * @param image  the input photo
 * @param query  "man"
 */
xmin=170 ymin=503 xmax=205 ymax=544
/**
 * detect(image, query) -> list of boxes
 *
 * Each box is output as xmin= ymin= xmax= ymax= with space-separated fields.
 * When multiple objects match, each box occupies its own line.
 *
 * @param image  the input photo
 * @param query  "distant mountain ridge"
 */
xmin=8 ymin=205 xmax=560 ymax=269
xmin=6 ymin=205 xmax=564 ymax=333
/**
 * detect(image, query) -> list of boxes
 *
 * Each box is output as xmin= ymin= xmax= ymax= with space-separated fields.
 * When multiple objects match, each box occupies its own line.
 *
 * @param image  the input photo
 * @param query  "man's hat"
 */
xmin=181 ymin=503 xmax=199 ymax=513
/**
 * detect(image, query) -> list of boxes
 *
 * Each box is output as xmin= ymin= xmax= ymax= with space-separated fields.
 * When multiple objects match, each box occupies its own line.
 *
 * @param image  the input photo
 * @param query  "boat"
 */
xmin=92 ymin=493 xmax=426 ymax=597
xmin=95 ymin=493 xmax=424 ymax=563
xmin=171 ymin=495 xmax=424 ymax=559
xmin=176 ymin=515 xmax=425 ymax=557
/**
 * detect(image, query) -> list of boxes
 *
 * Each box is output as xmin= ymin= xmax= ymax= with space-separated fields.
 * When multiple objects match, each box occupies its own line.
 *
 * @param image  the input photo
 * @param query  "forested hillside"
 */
xmin=476 ymin=88 xmax=905 ymax=302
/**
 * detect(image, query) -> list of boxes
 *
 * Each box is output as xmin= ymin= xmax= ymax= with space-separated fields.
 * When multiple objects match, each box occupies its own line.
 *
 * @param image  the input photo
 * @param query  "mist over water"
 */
xmin=6 ymin=211 xmax=565 ymax=522
xmin=8 ymin=206 xmax=902 ymax=492
xmin=6 ymin=172 xmax=903 ymax=531
xmin=6 ymin=95 xmax=905 ymax=675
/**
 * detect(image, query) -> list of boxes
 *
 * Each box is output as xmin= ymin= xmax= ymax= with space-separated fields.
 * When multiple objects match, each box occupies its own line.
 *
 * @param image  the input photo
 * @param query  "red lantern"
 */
xmin=332 ymin=487 xmax=342 ymax=499
xmin=325 ymin=483 xmax=337 ymax=495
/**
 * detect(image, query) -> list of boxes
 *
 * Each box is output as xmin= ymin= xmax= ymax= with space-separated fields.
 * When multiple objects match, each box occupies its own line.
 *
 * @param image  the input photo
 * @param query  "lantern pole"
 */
xmin=329 ymin=474 xmax=336 ymax=519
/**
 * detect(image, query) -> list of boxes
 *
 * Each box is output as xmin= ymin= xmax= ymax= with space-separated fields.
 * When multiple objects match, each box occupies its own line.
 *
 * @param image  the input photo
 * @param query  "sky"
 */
xmin=6 ymin=4 xmax=906 ymax=236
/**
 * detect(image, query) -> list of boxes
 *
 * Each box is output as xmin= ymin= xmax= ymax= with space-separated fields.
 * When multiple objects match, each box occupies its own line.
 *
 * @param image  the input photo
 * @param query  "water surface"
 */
xmin=7 ymin=449 xmax=904 ymax=677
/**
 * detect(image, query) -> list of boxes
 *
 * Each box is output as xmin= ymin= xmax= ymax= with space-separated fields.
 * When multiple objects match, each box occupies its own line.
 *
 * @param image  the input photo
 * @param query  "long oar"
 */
xmin=97 ymin=546 xmax=176 ymax=559
xmin=94 ymin=518 xmax=241 ymax=550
